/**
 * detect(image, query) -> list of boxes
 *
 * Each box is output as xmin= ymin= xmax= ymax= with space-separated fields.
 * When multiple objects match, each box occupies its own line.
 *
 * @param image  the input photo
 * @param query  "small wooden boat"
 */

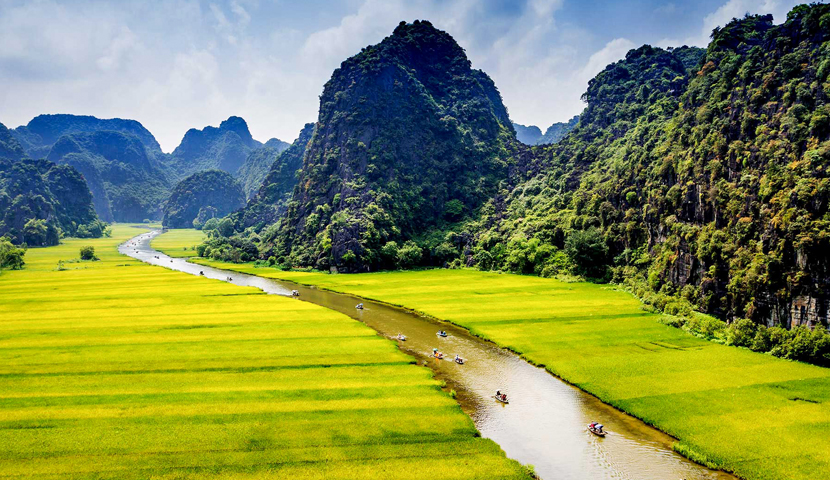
xmin=493 ymin=395 xmax=509 ymax=404
xmin=199 ymin=271 xmax=204 ymax=276
xmin=356 ymin=303 xmax=364 ymax=310
xmin=454 ymin=356 xmax=465 ymax=365
xmin=291 ymin=290 xmax=300 ymax=297
xmin=436 ymin=331 xmax=448 ymax=337
xmin=395 ymin=334 xmax=407 ymax=341
xmin=587 ymin=425 xmax=606 ymax=437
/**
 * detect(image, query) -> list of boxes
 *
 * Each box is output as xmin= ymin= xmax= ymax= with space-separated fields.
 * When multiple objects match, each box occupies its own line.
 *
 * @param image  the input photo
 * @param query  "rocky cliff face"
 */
xmin=167 ymin=116 xmax=262 ymax=178
xmin=236 ymin=138 xmax=290 ymax=199
xmin=268 ymin=21 xmax=516 ymax=270
xmin=232 ymin=123 xmax=314 ymax=231
xmin=163 ymin=170 xmax=245 ymax=228
xmin=0 ymin=158 xmax=101 ymax=245
xmin=46 ymin=131 xmax=170 ymax=222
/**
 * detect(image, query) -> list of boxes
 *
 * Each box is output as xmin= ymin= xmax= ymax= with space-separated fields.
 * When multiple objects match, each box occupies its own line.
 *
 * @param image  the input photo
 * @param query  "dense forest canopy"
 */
xmin=163 ymin=169 xmax=246 ymax=229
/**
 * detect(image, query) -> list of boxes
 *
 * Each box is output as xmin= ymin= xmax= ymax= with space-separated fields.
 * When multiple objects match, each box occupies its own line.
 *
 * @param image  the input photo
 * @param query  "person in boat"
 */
xmin=455 ymin=354 xmax=460 ymax=361
xmin=596 ymin=424 xmax=604 ymax=433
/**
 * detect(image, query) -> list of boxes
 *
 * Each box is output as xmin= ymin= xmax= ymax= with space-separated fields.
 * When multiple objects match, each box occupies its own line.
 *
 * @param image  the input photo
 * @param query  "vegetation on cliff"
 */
xmin=0 ymin=122 xmax=26 ymax=161
xmin=229 ymin=123 xmax=315 ymax=232
xmin=46 ymin=130 xmax=170 ymax=222
xmin=257 ymin=21 xmax=516 ymax=271
xmin=193 ymin=6 xmax=830 ymax=342
xmin=0 ymin=157 xmax=106 ymax=246
xmin=162 ymin=170 xmax=245 ymax=229
xmin=473 ymin=7 xmax=830 ymax=333
xmin=236 ymin=137 xmax=290 ymax=199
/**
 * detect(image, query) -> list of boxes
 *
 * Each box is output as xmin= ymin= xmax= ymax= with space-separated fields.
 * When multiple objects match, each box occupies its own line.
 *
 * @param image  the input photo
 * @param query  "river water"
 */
xmin=121 ymin=231 xmax=736 ymax=480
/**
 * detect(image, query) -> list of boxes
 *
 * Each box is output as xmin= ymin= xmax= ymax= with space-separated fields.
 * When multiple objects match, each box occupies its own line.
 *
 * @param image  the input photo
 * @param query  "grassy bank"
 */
xmin=150 ymin=228 xmax=205 ymax=257
xmin=184 ymin=256 xmax=830 ymax=480
xmin=0 ymin=226 xmax=528 ymax=479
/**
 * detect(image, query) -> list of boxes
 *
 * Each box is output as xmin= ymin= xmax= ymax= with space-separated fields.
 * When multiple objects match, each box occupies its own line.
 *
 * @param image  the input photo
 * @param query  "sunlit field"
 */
xmin=187 ymin=252 xmax=830 ymax=480
xmin=0 ymin=226 xmax=528 ymax=479
xmin=151 ymin=228 xmax=205 ymax=257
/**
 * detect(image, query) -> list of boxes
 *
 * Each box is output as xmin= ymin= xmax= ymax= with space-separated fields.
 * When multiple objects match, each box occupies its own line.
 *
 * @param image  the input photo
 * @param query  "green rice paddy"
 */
xmin=189 ymin=257 xmax=830 ymax=480
xmin=0 ymin=226 xmax=528 ymax=479
xmin=151 ymin=228 xmax=205 ymax=257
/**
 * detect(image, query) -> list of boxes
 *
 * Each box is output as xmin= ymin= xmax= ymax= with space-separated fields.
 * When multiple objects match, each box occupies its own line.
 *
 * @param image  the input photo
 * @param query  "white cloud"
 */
xmin=3 ymin=0 xmax=810 ymax=152
xmin=580 ymin=38 xmax=637 ymax=83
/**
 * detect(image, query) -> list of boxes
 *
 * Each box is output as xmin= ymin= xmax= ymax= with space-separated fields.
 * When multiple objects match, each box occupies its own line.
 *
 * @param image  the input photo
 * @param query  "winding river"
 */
xmin=121 ymin=230 xmax=736 ymax=480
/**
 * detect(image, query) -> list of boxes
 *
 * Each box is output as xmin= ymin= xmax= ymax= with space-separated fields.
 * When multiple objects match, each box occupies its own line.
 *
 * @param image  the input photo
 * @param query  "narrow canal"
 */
xmin=121 ymin=230 xmax=736 ymax=480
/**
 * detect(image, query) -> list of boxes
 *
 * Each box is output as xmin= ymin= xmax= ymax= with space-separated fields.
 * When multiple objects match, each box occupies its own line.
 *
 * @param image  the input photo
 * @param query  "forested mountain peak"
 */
xmin=169 ymin=116 xmax=262 ymax=178
xmin=0 ymin=122 xmax=26 ymax=161
xmin=232 ymin=123 xmax=315 ymax=230
xmin=261 ymin=20 xmax=516 ymax=271
xmin=512 ymin=123 xmax=543 ymax=145
xmin=163 ymin=169 xmax=245 ymax=229
xmin=12 ymin=114 xmax=161 ymax=158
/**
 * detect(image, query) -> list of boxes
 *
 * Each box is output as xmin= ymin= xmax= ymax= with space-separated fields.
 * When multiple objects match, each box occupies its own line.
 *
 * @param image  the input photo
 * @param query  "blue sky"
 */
xmin=0 ymin=0 xmax=818 ymax=151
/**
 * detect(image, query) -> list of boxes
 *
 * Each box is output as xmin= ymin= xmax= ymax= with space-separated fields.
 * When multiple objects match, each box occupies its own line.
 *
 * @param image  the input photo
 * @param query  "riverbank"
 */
xmin=0 ymin=226 xmax=529 ymax=479
xmin=179 ymin=255 xmax=830 ymax=480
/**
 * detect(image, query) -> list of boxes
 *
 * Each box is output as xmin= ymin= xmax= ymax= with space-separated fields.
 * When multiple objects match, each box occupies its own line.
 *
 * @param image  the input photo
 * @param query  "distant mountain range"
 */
xmin=2 ymin=114 xmax=292 ymax=223
xmin=512 ymin=115 xmax=579 ymax=145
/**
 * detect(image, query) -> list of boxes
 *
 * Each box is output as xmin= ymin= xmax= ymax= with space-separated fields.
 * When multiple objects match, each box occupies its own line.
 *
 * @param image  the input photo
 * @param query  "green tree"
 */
xmin=0 ymin=238 xmax=25 ymax=270
xmin=23 ymin=219 xmax=48 ymax=246
xmin=443 ymin=199 xmax=464 ymax=221
xmin=397 ymin=241 xmax=423 ymax=268
xmin=217 ymin=218 xmax=234 ymax=237
xmin=565 ymin=228 xmax=608 ymax=278
xmin=80 ymin=246 xmax=96 ymax=260
xmin=381 ymin=241 xmax=399 ymax=267
xmin=202 ymin=218 xmax=220 ymax=232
